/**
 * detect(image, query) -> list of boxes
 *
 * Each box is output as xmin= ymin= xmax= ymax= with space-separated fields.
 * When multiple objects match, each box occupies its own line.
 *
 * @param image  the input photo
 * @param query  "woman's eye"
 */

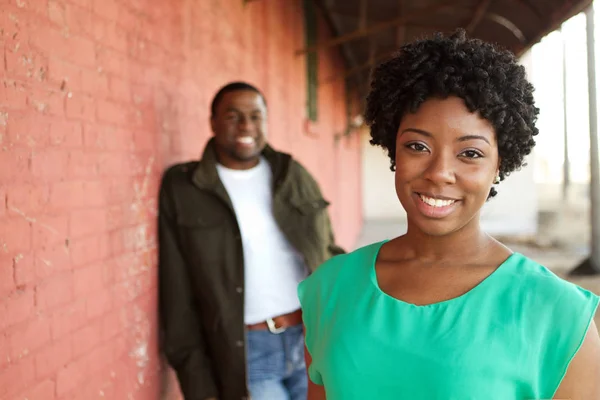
xmin=406 ymin=143 xmax=428 ymax=152
xmin=460 ymin=149 xmax=484 ymax=159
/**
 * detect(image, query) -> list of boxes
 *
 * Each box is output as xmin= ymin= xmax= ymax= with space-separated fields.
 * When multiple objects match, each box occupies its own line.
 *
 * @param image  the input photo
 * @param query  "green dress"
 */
xmin=297 ymin=241 xmax=599 ymax=400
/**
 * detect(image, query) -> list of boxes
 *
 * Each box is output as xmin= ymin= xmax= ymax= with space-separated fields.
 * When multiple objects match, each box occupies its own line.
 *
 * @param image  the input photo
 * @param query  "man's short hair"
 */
xmin=210 ymin=81 xmax=266 ymax=117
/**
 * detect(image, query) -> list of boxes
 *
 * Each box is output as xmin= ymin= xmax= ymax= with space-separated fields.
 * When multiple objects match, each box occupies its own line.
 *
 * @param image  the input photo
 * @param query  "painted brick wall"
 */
xmin=0 ymin=0 xmax=362 ymax=399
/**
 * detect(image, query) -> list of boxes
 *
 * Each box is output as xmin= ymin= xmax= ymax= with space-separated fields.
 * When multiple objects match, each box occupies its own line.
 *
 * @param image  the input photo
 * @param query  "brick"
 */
xmin=92 ymin=0 xmax=119 ymax=20
xmin=31 ymin=149 xmax=70 ymax=179
xmin=35 ymin=335 xmax=73 ymax=379
xmin=96 ymin=47 xmax=127 ymax=77
xmin=0 ymin=186 xmax=6 ymax=217
xmin=86 ymin=287 xmax=113 ymax=319
xmin=0 ymin=80 xmax=28 ymax=111
xmin=49 ymin=179 xmax=105 ymax=210
xmin=72 ymin=319 xmax=103 ymax=357
xmin=48 ymin=0 xmax=66 ymax=26
xmin=15 ymin=379 xmax=56 ymax=400
xmin=32 ymin=214 xmax=69 ymax=248
xmin=6 ymin=183 xmax=50 ymax=215
xmin=108 ymin=75 xmax=131 ymax=103
xmin=0 ymin=149 xmax=31 ymax=184
xmin=35 ymin=272 xmax=74 ymax=311
xmin=0 ymin=288 xmax=35 ymax=330
xmin=69 ymin=234 xmax=109 ymax=267
xmin=50 ymin=300 xmax=86 ymax=338
xmin=92 ymin=17 xmax=128 ymax=53
xmin=108 ymin=178 xmax=134 ymax=205
xmin=48 ymin=58 xmax=82 ymax=93
xmin=35 ymin=243 xmax=71 ymax=280
xmin=4 ymin=44 xmax=48 ymax=82
xmin=49 ymin=180 xmax=84 ymax=210
xmin=65 ymin=93 xmax=95 ymax=121
xmin=73 ymin=264 xmax=104 ymax=296
xmin=64 ymin=2 xmax=93 ymax=36
xmin=0 ymin=254 xmax=15 ymax=296
xmin=97 ymin=153 xmax=127 ymax=176
xmin=30 ymin=24 xmax=95 ymax=68
xmin=101 ymin=309 xmax=123 ymax=340
xmin=69 ymin=209 xmax=107 ymax=238
xmin=6 ymin=316 xmax=52 ymax=360
xmin=13 ymin=252 xmax=36 ymax=286
xmin=14 ymin=0 xmax=48 ymax=15
xmin=27 ymin=87 xmax=65 ymax=117
xmin=96 ymin=99 xmax=130 ymax=126
xmin=56 ymin=356 xmax=87 ymax=396
xmin=0 ymin=332 xmax=9 ymax=370
xmin=67 ymin=0 xmax=92 ymax=9
xmin=83 ymin=124 xmax=133 ymax=151
xmin=117 ymin=4 xmax=143 ymax=30
xmin=84 ymin=340 xmax=113 ymax=375
xmin=49 ymin=119 xmax=83 ymax=147
xmin=67 ymin=370 xmax=115 ymax=400
xmin=0 ymin=356 xmax=35 ymax=399
xmin=81 ymin=69 xmax=109 ymax=97
xmin=0 ymin=216 xmax=32 ymax=254
xmin=67 ymin=150 xmax=99 ymax=178
xmin=5 ymin=112 xmax=51 ymax=148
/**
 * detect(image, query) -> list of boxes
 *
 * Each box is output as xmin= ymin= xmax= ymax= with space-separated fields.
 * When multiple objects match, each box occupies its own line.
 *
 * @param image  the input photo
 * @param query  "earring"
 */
xmin=494 ymin=174 xmax=500 ymax=184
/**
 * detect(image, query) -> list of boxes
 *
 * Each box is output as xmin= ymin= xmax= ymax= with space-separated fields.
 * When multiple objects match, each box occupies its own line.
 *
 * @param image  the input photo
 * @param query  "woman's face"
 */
xmin=394 ymin=96 xmax=499 ymax=237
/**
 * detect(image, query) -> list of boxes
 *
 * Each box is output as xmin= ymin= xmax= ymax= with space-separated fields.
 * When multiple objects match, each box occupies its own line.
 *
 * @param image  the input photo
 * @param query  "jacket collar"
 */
xmin=191 ymin=137 xmax=292 ymax=193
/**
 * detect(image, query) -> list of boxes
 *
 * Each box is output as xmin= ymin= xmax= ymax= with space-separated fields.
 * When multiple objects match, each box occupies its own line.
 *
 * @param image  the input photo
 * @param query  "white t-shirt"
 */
xmin=216 ymin=157 xmax=307 ymax=324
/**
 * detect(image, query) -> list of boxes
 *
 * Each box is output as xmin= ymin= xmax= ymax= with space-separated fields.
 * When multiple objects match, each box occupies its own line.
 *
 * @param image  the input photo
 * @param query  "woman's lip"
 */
xmin=412 ymin=193 xmax=460 ymax=219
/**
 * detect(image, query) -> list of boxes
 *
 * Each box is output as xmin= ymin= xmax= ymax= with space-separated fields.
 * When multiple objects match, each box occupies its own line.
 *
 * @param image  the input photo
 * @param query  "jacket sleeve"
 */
xmin=326 ymin=216 xmax=346 ymax=258
xmin=158 ymin=172 xmax=218 ymax=400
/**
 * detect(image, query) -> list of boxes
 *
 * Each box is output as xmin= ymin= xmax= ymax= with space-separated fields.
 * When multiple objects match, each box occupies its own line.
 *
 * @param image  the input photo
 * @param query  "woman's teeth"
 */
xmin=419 ymin=194 xmax=456 ymax=207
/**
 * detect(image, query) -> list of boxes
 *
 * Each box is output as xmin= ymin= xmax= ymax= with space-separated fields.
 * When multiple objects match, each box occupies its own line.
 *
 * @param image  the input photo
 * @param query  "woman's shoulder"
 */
xmin=500 ymin=253 xmax=599 ymax=322
xmin=298 ymin=240 xmax=385 ymax=298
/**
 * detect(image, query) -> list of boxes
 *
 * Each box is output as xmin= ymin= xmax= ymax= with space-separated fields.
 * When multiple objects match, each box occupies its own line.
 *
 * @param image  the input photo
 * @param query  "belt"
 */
xmin=246 ymin=309 xmax=303 ymax=334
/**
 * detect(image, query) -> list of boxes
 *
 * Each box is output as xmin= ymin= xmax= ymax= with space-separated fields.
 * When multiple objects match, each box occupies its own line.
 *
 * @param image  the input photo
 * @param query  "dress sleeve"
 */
xmin=298 ymin=276 xmax=324 ymax=385
xmin=544 ymin=284 xmax=599 ymax=398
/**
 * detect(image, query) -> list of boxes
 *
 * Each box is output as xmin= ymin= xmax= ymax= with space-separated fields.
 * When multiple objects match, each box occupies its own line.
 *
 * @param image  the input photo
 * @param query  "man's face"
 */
xmin=210 ymin=90 xmax=268 ymax=170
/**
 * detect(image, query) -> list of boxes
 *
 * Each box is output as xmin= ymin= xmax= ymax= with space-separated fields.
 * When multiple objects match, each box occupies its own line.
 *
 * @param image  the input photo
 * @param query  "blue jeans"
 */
xmin=246 ymin=324 xmax=308 ymax=400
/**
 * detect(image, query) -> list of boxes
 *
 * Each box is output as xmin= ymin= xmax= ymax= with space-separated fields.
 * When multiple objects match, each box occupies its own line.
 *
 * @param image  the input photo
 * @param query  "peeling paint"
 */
xmin=9 ymin=207 xmax=59 ymax=235
xmin=38 ymin=258 xmax=52 ymax=267
xmin=0 ymin=112 xmax=8 ymax=126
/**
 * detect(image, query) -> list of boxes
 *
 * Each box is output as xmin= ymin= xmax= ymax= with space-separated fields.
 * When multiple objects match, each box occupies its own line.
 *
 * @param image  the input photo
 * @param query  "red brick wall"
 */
xmin=0 ymin=0 xmax=362 ymax=399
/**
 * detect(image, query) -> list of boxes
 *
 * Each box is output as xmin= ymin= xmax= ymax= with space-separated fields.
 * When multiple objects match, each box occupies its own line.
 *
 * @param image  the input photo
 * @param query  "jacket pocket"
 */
xmin=290 ymin=198 xmax=330 ymax=215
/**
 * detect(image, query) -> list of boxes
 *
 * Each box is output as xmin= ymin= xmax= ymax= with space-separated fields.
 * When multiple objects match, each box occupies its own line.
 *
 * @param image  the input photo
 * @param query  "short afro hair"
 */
xmin=364 ymin=29 xmax=539 ymax=198
xmin=210 ymin=81 xmax=266 ymax=117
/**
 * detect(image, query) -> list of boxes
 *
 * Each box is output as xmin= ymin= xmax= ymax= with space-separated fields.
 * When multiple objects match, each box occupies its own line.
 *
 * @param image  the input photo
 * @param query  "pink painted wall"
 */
xmin=0 ymin=0 xmax=362 ymax=398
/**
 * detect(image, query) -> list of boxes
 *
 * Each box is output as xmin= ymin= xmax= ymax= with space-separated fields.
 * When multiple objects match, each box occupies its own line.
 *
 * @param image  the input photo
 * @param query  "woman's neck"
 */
xmin=400 ymin=219 xmax=495 ymax=262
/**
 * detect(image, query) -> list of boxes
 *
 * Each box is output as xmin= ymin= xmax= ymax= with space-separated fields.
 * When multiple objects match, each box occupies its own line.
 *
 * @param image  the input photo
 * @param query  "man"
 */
xmin=158 ymin=81 xmax=344 ymax=400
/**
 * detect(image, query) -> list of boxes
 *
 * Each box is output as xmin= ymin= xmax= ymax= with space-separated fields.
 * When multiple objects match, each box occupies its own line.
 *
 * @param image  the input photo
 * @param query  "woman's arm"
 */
xmin=305 ymin=345 xmax=327 ymax=400
xmin=553 ymin=320 xmax=600 ymax=399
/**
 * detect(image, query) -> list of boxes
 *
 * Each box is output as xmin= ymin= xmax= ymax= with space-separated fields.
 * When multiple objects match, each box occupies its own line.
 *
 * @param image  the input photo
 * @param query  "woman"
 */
xmin=298 ymin=30 xmax=600 ymax=400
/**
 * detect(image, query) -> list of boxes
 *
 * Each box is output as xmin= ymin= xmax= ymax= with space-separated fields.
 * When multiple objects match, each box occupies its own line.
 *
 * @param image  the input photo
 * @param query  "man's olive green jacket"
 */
xmin=158 ymin=139 xmax=344 ymax=400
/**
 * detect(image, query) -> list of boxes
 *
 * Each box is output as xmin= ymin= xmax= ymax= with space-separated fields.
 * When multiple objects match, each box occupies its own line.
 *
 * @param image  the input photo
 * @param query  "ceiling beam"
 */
xmin=359 ymin=0 xmax=368 ymax=30
xmin=396 ymin=0 xmax=406 ymax=47
xmin=466 ymin=0 xmax=493 ymax=34
xmin=319 ymin=49 xmax=397 ymax=86
xmin=295 ymin=0 xmax=457 ymax=56
xmin=486 ymin=13 xmax=526 ymax=43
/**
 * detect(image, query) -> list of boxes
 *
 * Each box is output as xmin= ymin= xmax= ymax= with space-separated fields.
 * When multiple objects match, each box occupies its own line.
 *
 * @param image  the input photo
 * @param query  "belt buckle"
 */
xmin=266 ymin=318 xmax=286 ymax=334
